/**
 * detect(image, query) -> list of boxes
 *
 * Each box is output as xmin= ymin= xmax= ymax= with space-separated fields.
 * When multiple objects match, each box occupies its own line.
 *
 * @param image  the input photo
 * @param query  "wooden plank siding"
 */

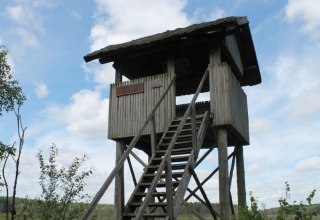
xmin=209 ymin=63 xmax=249 ymax=144
xmin=225 ymin=35 xmax=243 ymax=76
xmin=108 ymin=73 xmax=175 ymax=139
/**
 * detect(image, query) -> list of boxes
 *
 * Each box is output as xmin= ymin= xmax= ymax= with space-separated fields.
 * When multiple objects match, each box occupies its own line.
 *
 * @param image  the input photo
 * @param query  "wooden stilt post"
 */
xmin=217 ymin=129 xmax=231 ymax=219
xmin=114 ymin=66 xmax=125 ymax=220
xmin=209 ymin=44 xmax=231 ymax=220
xmin=236 ymin=145 xmax=247 ymax=211
xmin=114 ymin=141 xmax=125 ymax=219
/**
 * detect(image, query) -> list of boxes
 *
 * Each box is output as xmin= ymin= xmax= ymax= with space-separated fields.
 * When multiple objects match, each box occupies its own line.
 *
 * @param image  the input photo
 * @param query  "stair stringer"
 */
xmin=172 ymin=111 xmax=211 ymax=218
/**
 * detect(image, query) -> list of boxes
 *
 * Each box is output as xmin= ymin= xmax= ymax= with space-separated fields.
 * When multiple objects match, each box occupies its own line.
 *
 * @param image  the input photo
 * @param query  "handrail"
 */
xmin=135 ymin=67 xmax=210 ymax=219
xmin=80 ymin=74 xmax=176 ymax=220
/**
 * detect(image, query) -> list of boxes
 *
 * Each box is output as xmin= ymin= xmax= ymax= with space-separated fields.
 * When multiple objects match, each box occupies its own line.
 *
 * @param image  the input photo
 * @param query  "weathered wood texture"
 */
xmin=236 ymin=145 xmax=247 ymax=210
xmin=217 ymin=129 xmax=231 ymax=220
xmin=209 ymin=62 xmax=249 ymax=144
xmin=114 ymin=141 xmax=125 ymax=219
xmin=225 ymin=34 xmax=243 ymax=76
xmin=108 ymin=73 xmax=175 ymax=139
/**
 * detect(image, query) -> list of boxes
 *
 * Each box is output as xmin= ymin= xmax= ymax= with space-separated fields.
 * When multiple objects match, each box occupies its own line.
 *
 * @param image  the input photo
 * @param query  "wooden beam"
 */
xmin=127 ymin=155 xmax=137 ymax=186
xmin=129 ymin=150 xmax=148 ymax=168
xmin=195 ymin=146 xmax=215 ymax=167
xmin=236 ymin=145 xmax=247 ymax=210
xmin=114 ymin=141 xmax=125 ymax=220
xmin=229 ymin=153 xmax=236 ymax=215
xmin=150 ymin=115 xmax=157 ymax=156
xmin=185 ymin=152 xmax=235 ymax=201
xmin=115 ymin=66 xmax=122 ymax=83
xmin=167 ymin=49 xmax=175 ymax=74
xmin=189 ymin=167 xmax=218 ymax=219
xmin=209 ymin=43 xmax=231 ymax=220
xmin=217 ymin=129 xmax=231 ymax=220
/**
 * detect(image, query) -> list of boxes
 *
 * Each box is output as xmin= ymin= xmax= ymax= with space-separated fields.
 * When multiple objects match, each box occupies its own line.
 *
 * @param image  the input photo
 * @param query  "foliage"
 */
xmin=238 ymin=191 xmax=268 ymax=220
xmin=0 ymin=142 xmax=16 ymax=188
xmin=0 ymin=45 xmax=26 ymax=115
xmin=277 ymin=181 xmax=317 ymax=220
xmin=34 ymin=144 xmax=93 ymax=220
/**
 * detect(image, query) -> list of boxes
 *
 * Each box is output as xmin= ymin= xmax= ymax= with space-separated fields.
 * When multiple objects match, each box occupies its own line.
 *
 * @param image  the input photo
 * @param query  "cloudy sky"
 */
xmin=0 ymin=0 xmax=319 ymax=209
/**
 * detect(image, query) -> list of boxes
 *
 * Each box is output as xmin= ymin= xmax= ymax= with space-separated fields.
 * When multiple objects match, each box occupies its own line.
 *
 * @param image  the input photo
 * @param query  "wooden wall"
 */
xmin=108 ymin=73 xmax=175 ymax=139
xmin=209 ymin=63 xmax=249 ymax=144
xmin=225 ymin=35 xmax=243 ymax=76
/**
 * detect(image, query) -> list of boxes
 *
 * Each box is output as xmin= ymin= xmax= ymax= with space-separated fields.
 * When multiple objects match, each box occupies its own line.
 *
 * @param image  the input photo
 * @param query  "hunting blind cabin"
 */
xmin=82 ymin=16 xmax=261 ymax=220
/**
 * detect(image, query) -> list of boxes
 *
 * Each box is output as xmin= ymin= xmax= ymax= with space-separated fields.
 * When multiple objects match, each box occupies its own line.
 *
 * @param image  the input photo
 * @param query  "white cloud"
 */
xmin=5 ymin=1 xmax=48 ymax=48
xmin=209 ymin=7 xmax=226 ymax=21
xmin=285 ymin=0 xmax=320 ymax=38
xmin=90 ymin=0 xmax=190 ymax=51
xmin=85 ymin=0 xmax=191 ymax=85
xmin=251 ymin=117 xmax=274 ymax=134
xmin=34 ymin=82 xmax=48 ymax=98
xmin=295 ymin=156 xmax=320 ymax=172
xmin=247 ymin=162 xmax=266 ymax=173
xmin=48 ymin=89 xmax=109 ymax=139
xmin=16 ymin=28 xmax=39 ymax=47
xmin=82 ymin=62 xmax=115 ymax=86
xmin=291 ymin=85 xmax=320 ymax=119
xmin=6 ymin=5 xmax=24 ymax=22
xmin=192 ymin=6 xmax=226 ymax=23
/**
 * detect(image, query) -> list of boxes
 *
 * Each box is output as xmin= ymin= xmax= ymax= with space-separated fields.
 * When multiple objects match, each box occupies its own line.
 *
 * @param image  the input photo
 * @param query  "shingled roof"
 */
xmin=84 ymin=16 xmax=261 ymax=86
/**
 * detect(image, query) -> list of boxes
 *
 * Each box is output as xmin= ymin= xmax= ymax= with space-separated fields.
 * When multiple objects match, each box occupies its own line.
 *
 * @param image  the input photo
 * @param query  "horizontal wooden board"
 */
xmin=116 ymin=82 xmax=144 ymax=96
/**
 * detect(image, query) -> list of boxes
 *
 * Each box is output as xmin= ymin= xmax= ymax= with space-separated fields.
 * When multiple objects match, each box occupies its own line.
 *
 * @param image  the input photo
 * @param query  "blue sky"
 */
xmin=0 ymin=0 xmax=319 ymax=208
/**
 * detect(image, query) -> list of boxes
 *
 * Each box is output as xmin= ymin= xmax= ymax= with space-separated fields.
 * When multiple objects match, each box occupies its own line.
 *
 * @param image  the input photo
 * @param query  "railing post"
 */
xmin=191 ymin=104 xmax=197 ymax=153
xmin=150 ymin=114 xmax=157 ymax=156
xmin=165 ymin=155 xmax=174 ymax=220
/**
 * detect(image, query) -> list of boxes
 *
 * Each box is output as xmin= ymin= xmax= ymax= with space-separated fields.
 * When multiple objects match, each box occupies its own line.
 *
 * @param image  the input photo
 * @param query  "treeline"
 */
xmin=0 ymin=197 xmax=319 ymax=220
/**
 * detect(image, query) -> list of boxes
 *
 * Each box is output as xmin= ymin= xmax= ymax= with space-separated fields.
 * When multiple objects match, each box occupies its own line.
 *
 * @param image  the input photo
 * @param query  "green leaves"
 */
xmin=277 ymin=182 xmax=317 ymax=220
xmin=238 ymin=192 xmax=267 ymax=220
xmin=35 ymin=144 xmax=94 ymax=220
xmin=0 ymin=45 xmax=26 ymax=115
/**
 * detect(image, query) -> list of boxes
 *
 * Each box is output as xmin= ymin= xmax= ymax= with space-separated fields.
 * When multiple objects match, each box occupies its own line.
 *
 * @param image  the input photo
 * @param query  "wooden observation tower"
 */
xmin=82 ymin=16 xmax=261 ymax=220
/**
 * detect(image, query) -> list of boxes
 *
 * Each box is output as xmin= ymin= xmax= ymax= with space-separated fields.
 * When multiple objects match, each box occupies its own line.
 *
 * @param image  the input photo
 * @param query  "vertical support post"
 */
xmin=167 ymin=49 xmax=175 ymax=75
xmin=114 ymin=64 xmax=124 ymax=219
xmin=150 ymin=114 xmax=157 ymax=156
xmin=166 ymin=48 xmax=175 ymax=219
xmin=209 ymin=43 xmax=231 ymax=220
xmin=236 ymin=145 xmax=247 ymax=211
xmin=114 ymin=141 xmax=125 ymax=219
xmin=217 ymin=129 xmax=231 ymax=220
xmin=115 ymin=65 xmax=122 ymax=83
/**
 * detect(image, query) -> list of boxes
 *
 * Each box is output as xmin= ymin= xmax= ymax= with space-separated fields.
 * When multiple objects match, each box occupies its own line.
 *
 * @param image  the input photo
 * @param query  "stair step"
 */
xmin=156 ymin=147 xmax=192 ymax=156
xmin=135 ymin=191 xmax=174 ymax=197
xmin=140 ymin=181 xmax=180 ymax=187
xmin=130 ymin=202 xmax=167 ymax=207
xmin=168 ymin=121 xmax=201 ymax=129
xmin=172 ymin=115 xmax=204 ymax=123
xmin=166 ymin=128 xmax=193 ymax=135
xmin=163 ymin=134 xmax=192 ymax=140
xmin=144 ymin=171 xmax=184 ymax=178
xmin=160 ymin=140 xmax=192 ymax=147
xmin=148 ymin=163 xmax=187 ymax=171
xmin=153 ymin=155 xmax=190 ymax=163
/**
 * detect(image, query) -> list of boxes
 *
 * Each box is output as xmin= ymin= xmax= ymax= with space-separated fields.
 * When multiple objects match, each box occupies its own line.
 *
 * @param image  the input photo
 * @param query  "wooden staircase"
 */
xmin=122 ymin=111 xmax=210 ymax=219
